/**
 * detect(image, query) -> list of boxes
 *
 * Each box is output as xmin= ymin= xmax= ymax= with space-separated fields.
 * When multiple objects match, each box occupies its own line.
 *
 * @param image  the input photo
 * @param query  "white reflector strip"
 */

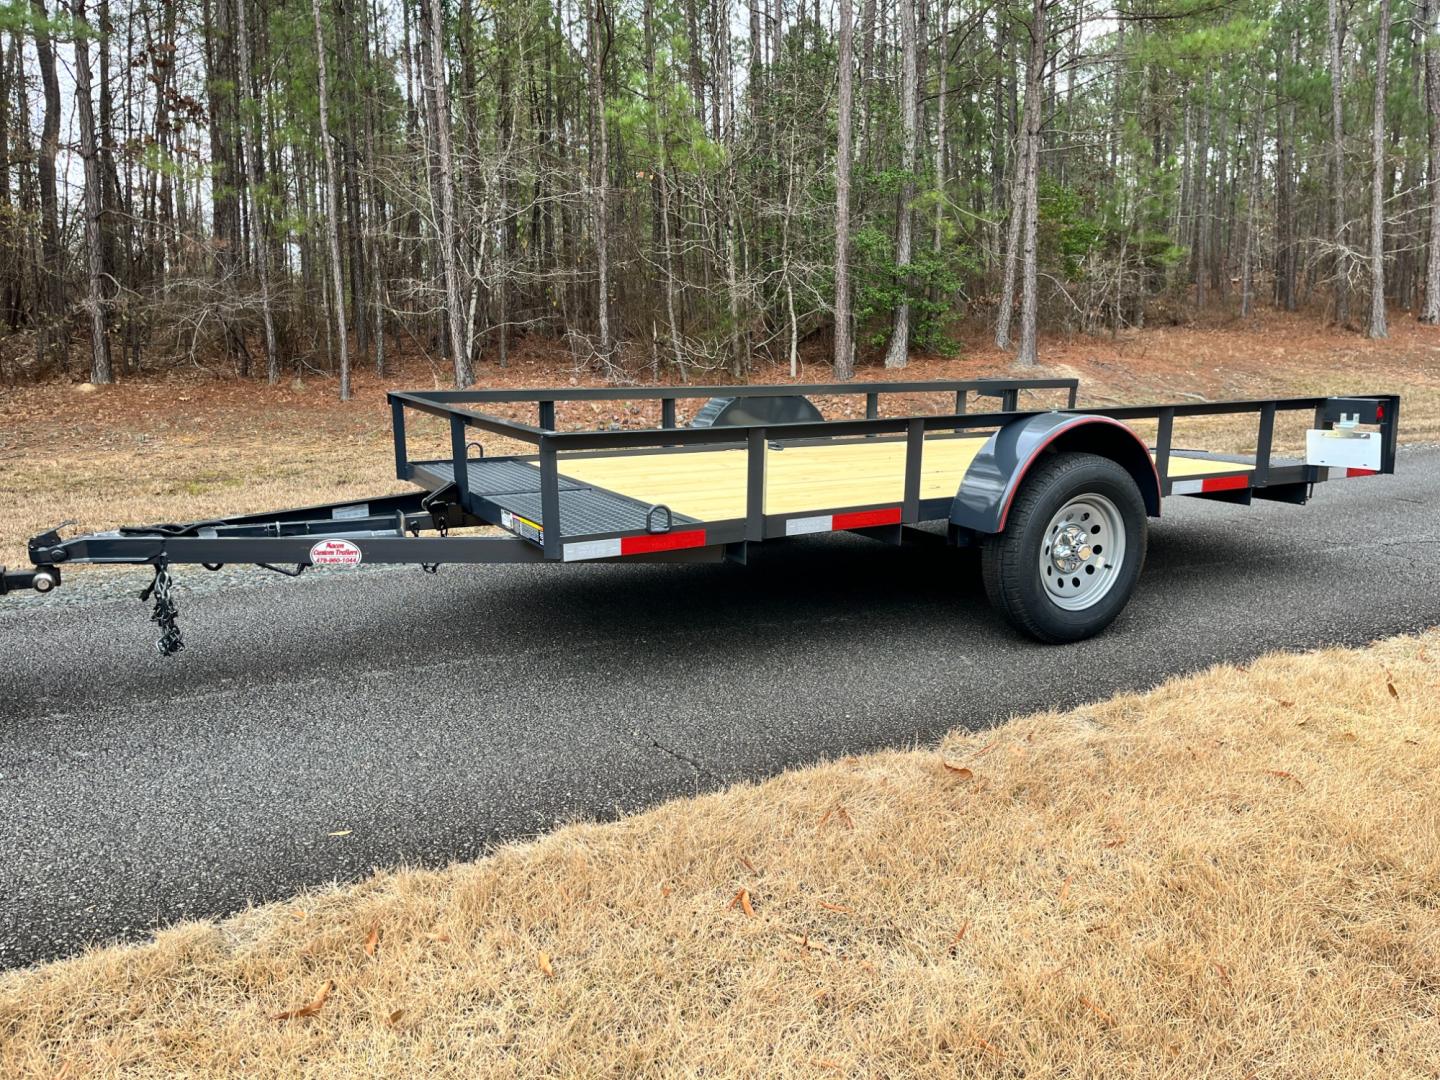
xmin=785 ymin=515 xmax=833 ymax=536
xmin=563 ymin=538 xmax=622 ymax=562
xmin=1171 ymin=474 xmax=1249 ymax=496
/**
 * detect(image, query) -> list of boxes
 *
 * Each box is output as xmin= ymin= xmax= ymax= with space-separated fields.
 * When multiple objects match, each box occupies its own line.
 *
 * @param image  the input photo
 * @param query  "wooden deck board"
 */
xmin=557 ymin=436 xmax=1254 ymax=523
xmin=1164 ymin=454 xmax=1254 ymax=478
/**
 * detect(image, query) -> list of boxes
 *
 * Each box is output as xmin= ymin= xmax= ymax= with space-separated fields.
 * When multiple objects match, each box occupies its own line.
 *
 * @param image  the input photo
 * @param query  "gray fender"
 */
xmin=950 ymin=413 xmax=1161 ymax=534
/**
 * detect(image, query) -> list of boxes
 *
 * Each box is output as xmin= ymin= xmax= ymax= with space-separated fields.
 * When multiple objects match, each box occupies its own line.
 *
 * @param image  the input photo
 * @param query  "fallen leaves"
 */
xmin=972 ymin=1034 xmax=1005 ymax=1061
xmin=817 ymin=900 xmax=852 ymax=915
xmin=948 ymin=920 xmax=971 ymax=953
xmin=1265 ymin=769 xmax=1304 ymax=789
xmin=364 ymin=926 xmax=380 ymax=957
xmin=941 ymin=760 xmax=974 ymax=780
xmin=728 ymin=888 xmax=757 ymax=918
xmin=818 ymin=804 xmax=855 ymax=830
xmin=537 ymin=951 xmax=556 ymax=978
xmin=785 ymin=932 xmax=831 ymax=954
xmin=1079 ymin=995 xmax=1116 ymax=1028
xmin=271 ymin=980 xmax=333 ymax=1021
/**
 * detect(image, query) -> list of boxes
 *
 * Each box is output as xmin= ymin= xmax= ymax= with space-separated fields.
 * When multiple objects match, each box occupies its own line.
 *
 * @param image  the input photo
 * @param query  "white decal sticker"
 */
xmin=310 ymin=538 xmax=363 ymax=567
xmin=332 ymin=503 xmax=370 ymax=521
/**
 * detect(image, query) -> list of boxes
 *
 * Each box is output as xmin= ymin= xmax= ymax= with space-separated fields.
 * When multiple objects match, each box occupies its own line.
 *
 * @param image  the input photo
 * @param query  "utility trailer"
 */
xmin=1 ymin=378 xmax=1398 ymax=651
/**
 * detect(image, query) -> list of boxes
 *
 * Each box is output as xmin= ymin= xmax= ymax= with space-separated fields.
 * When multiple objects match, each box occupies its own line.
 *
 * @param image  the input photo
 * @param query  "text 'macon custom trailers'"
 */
xmin=1 ymin=378 xmax=1398 ymax=651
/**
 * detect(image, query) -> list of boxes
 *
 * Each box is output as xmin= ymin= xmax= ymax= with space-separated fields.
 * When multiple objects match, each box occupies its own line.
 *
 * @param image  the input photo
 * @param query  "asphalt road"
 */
xmin=3 ymin=449 xmax=1439 ymax=969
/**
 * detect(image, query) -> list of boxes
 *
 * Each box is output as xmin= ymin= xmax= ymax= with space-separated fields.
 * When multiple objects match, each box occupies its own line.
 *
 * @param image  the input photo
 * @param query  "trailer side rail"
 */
xmin=388 ymin=384 xmax=1398 ymax=561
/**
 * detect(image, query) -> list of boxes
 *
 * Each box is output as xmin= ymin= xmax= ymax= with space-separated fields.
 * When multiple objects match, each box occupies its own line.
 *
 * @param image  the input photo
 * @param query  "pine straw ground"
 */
xmin=3 ymin=633 xmax=1439 ymax=1078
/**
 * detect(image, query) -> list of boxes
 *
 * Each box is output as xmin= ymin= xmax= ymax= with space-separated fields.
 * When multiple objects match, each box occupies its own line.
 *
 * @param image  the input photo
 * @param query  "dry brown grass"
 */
xmin=3 ymin=631 xmax=1439 ymax=1078
xmin=5 ymin=311 xmax=1439 ymax=567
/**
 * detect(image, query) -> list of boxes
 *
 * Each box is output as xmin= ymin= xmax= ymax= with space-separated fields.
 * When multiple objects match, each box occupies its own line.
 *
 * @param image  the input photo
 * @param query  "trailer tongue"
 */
xmin=3 ymin=378 xmax=1399 ymax=651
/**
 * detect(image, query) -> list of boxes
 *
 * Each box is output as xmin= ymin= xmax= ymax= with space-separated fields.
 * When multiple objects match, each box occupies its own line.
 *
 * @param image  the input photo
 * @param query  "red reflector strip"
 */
xmin=1200 ymin=474 xmax=1250 ymax=493
xmin=832 ymin=507 xmax=903 ymax=530
xmin=1346 ymin=467 xmax=1379 ymax=477
xmin=619 ymin=529 xmax=707 ymax=556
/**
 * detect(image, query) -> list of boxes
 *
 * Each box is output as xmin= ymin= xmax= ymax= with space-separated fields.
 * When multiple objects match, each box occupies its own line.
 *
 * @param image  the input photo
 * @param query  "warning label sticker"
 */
xmin=310 ymin=538 xmax=363 ymax=566
xmin=499 ymin=509 xmax=544 ymax=545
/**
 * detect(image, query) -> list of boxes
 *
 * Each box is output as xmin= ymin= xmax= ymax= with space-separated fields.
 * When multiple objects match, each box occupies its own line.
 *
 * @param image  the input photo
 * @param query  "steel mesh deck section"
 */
xmin=412 ymin=459 xmax=584 ymax=496
xmin=496 ymin=489 xmax=698 ymax=537
xmin=412 ymin=458 xmax=696 ymax=538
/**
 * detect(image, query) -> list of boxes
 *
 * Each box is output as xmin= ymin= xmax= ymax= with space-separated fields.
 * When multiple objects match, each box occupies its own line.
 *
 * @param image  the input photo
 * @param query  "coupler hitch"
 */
xmin=0 ymin=565 xmax=60 ymax=595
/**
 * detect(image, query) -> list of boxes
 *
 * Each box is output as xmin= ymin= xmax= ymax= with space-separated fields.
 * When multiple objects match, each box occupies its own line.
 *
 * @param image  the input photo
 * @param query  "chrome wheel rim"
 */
xmin=1039 ymin=493 xmax=1126 ymax=611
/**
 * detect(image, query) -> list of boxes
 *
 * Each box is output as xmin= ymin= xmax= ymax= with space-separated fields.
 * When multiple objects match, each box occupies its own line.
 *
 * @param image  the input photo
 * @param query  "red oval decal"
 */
xmin=310 ymin=538 xmax=363 ymax=567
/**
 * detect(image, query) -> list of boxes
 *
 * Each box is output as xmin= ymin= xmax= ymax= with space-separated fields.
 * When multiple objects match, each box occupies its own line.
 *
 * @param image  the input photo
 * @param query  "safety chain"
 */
xmin=420 ymin=505 xmax=447 ymax=574
xmin=140 ymin=561 xmax=185 ymax=657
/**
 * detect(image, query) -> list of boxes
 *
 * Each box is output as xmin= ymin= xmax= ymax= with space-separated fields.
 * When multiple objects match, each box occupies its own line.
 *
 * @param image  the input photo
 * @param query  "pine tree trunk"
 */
xmin=236 ymin=0 xmax=278 ymax=381
xmin=1422 ymin=0 xmax=1440 ymax=322
xmin=1241 ymin=109 xmax=1262 ymax=319
xmin=932 ymin=0 xmax=948 ymax=266
xmin=643 ymin=0 xmax=683 ymax=372
xmin=589 ymin=0 xmax=612 ymax=362
xmin=1192 ymin=74 xmax=1211 ymax=309
xmin=205 ymin=0 xmax=241 ymax=280
xmin=1276 ymin=39 xmax=1298 ymax=312
xmin=336 ymin=0 xmax=367 ymax=360
xmin=1328 ymin=0 xmax=1349 ymax=325
xmin=72 ymin=0 xmax=111 ymax=384
xmin=858 ymin=0 xmax=875 ymax=189
xmin=882 ymin=0 xmax=918 ymax=368
xmin=1015 ymin=0 xmax=1046 ymax=367
xmin=997 ymin=6 xmax=1040 ymax=352
xmin=0 ymin=34 xmax=12 ymax=329
xmin=30 ymin=0 xmax=62 ymax=368
xmin=717 ymin=0 xmax=746 ymax=375
xmin=834 ymin=0 xmax=855 ymax=379
xmin=311 ymin=0 xmax=350 ymax=399
xmin=422 ymin=0 xmax=472 ymax=385
xmin=1368 ymin=0 xmax=1392 ymax=338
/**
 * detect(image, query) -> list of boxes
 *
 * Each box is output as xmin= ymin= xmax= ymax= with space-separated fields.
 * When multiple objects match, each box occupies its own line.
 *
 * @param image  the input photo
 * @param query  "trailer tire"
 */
xmin=981 ymin=452 xmax=1147 ymax=643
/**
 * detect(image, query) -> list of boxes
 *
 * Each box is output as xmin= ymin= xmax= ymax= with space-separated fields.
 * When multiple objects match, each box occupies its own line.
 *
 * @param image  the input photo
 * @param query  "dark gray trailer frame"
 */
xmin=2 ymin=377 xmax=1400 ymax=652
